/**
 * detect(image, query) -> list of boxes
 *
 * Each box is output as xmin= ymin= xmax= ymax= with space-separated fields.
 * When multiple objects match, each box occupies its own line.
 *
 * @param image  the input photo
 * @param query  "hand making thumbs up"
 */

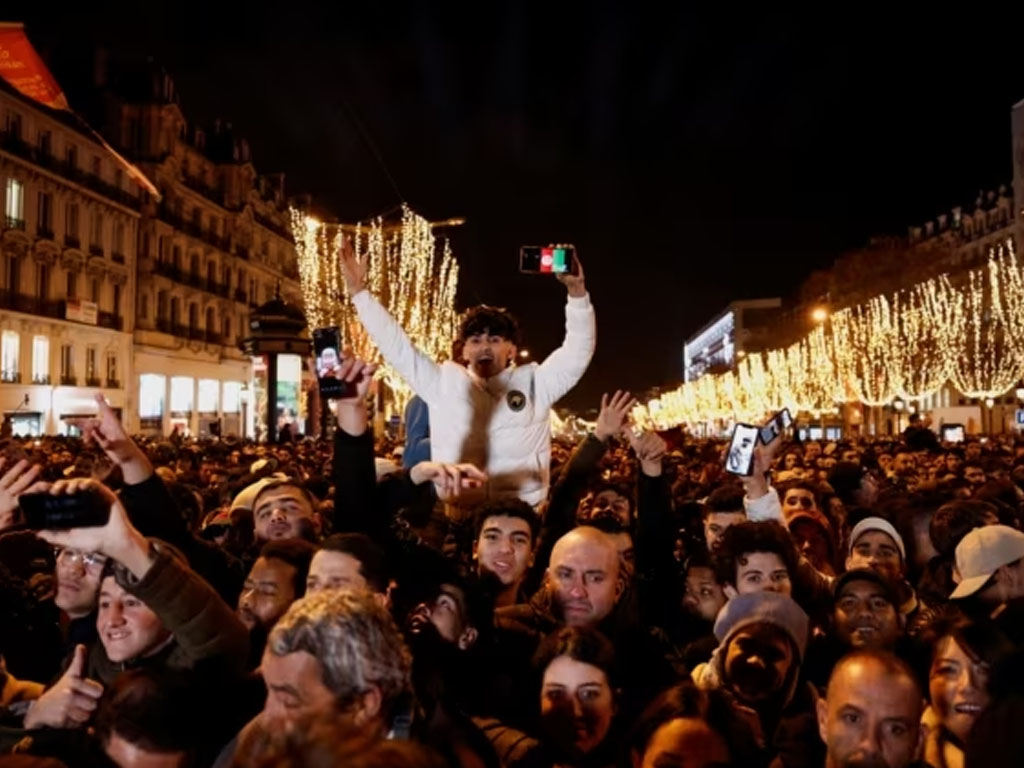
xmin=23 ymin=644 xmax=104 ymax=729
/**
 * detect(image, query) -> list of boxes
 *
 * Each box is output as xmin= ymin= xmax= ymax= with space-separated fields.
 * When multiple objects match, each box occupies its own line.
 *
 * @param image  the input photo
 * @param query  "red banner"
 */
xmin=0 ymin=22 xmax=68 ymax=110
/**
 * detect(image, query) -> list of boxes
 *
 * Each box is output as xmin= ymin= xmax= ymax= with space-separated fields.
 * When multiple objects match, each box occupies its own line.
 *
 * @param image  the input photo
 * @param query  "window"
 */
xmin=114 ymin=169 xmax=122 ymax=190
xmin=222 ymin=381 xmax=241 ymax=413
xmin=113 ymin=284 xmax=121 ymax=317
xmin=170 ymin=376 xmax=194 ymax=413
xmin=86 ymin=346 xmax=97 ymax=381
xmin=106 ymin=353 xmax=118 ymax=385
xmin=5 ymin=178 xmax=24 ymax=224
xmin=5 ymin=254 xmax=19 ymax=293
xmin=32 ymin=335 xmax=48 ymax=384
xmin=37 ymin=192 xmax=52 ymax=234
xmin=140 ymin=292 xmax=149 ymax=319
xmin=222 ymin=316 xmax=231 ymax=340
xmin=90 ymin=211 xmax=103 ymax=249
xmin=66 ymin=144 xmax=78 ymax=169
xmin=66 ymin=270 xmax=76 ymax=299
xmin=60 ymin=343 xmax=73 ymax=380
xmin=38 ymin=130 xmax=51 ymax=157
xmin=198 ymin=379 xmax=219 ymax=413
xmin=205 ymin=306 xmax=215 ymax=334
xmin=1 ymin=330 xmax=19 ymax=382
xmin=141 ymin=232 xmax=150 ymax=259
xmin=114 ymin=222 xmax=125 ymax=255
xmin=5 ymin=111 xmax=21 ymax=138
xmin=139 ymin=374 xmax=165 ymax=419
xmin=66 ymin=203 xmax=79 ymax=239
xmin=91 ymin=278 xmax=100 ymax=304
xmin=36 ymin=263 xmax=48 ymax=300
xmin=92 ymin=156 xmax=101 ymax=178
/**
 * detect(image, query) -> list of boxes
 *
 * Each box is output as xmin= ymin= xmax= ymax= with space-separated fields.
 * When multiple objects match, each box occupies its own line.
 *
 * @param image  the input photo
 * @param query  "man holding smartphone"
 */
xmin=340 ymin=240 xmax=595 ymax=507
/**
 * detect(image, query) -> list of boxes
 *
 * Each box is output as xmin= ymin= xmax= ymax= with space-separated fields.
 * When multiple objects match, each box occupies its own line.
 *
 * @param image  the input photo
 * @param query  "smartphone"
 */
xmin=725 ymin=424 xmax=760 ymax=476
xmin=19 ymin=489 xmax=110 ymax=530
xmin=759 ymin=408 xmax=793 ymax=446
xmin=519 ymin=245 xmax=579 ymax=276
xmin=941 ymin=424 xmax=965 ymax=443
xmin=312 ymin=326 xmax=356 ymax=400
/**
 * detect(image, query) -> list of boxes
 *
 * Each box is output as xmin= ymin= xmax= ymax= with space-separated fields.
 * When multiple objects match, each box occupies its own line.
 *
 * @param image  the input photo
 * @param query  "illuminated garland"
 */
xmin=634 ymin=239 xmax=1024 ymax=430
xmin=290 ymin=205 xmax=460 ymax=415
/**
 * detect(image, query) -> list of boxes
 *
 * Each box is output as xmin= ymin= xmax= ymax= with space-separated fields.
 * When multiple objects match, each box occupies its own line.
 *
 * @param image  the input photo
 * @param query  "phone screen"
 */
xmin=312 ymin=327 xmax=355 ymax=400
xmin=519 ymin=245 xmax=578 ymax=275
xmin=759 ymin=408 xmax=793 ymax=445
xmin=942 ymin=424 xmax=965 ymax=443
xmin=725 ymin=424 xmax=759 ymax=476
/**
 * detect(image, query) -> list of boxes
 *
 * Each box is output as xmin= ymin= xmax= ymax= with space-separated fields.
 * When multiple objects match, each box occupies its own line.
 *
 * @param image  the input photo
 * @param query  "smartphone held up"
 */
xmin=19 ymin=488 xmax=110 ymax=530
xmin=519 ymin=245 xmax=580 ymax=276
xmin=724 ymin=408 xmax=793 ymax=476
xmin=313 ymin=326 xmax=357 ymax=400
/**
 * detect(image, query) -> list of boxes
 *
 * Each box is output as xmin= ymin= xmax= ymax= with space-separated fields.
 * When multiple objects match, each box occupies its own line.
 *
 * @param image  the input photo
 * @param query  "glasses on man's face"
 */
xmin=55 ymin=547 xmax=107 ymax=571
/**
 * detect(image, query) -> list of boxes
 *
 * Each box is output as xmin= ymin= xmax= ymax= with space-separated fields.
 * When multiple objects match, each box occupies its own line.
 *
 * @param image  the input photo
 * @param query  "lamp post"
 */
xmin=984 ymin=397 xmax=995 ymax=435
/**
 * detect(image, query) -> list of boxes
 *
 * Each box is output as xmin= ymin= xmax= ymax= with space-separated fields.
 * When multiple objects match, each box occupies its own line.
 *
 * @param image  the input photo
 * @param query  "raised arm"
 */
xmin=341 ymin=237 xmax=443 ymax=402
xmin=535 ymin=253 xmax=597 ymax=407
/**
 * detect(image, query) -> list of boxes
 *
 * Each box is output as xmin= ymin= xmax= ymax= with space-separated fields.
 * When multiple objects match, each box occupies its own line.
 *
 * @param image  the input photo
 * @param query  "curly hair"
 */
xmin=712 ymin=520 xmax=798 ymax=588
xmin=267 ymin=589 xmax=413 ymax=722
xmin=458 ymin=305 xmax=521 ymax=346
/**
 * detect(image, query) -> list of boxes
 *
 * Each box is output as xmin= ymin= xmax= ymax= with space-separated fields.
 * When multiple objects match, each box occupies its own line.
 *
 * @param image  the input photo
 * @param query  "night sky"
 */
xmin=19 ymin=6 xmax=1024 ymax=410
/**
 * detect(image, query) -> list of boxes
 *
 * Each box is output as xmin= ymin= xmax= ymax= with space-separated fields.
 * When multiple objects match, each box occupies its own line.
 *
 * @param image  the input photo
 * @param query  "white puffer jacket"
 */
xmin=352 ymin=289 xmax=596 ymax=507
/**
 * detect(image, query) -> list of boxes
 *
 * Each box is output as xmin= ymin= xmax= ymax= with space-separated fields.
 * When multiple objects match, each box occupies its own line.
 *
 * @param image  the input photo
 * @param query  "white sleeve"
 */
xmin=534 ymin=293 xmax=596 ymax=407
xmin=351 ymin=290 xmax=442 ymax=402
xmin=744 ymin=486 xmax=785 ymax=523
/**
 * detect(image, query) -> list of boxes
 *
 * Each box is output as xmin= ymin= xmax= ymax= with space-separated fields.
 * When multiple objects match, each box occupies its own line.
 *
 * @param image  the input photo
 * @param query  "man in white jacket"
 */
xmin=341 ymin=243 xmax=596 ymax=507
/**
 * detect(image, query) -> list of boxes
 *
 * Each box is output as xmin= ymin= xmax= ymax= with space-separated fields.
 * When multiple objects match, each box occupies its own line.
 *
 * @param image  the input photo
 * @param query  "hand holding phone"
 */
xmin=313 ymin=327 xmax=358 ymax=400
xmin=759 ymin=408 xmax=793 ymax=446
xmin=725 ymin=424 xmax=759 ymax=476
xmin=20 ymin=487 xmax=110 ymax=530
xmin=520 ymin=245 xmax=579 ymax=276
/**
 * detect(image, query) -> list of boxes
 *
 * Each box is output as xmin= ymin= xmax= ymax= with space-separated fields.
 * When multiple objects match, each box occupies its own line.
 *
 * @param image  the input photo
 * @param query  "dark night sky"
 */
xmin=19 ymin=5 xmax=1024 ymax=409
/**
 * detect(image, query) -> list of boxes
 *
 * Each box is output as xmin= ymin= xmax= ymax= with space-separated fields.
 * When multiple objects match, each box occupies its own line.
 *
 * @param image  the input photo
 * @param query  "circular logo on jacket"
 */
xmin=507 ymin=390 xmax=527 ymax=412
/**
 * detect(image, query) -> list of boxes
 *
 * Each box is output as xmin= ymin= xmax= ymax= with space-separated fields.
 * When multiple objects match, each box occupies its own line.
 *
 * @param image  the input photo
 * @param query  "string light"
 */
xmin=291 ymin=204 xmax=460 ymax=416
xmin=634 ymin=237 xmax=1024 ymax=429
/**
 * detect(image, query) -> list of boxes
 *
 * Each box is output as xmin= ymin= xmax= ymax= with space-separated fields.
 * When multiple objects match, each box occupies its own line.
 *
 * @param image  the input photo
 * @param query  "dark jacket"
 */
xmin=87 ymin=542 xmax=249 ymax=687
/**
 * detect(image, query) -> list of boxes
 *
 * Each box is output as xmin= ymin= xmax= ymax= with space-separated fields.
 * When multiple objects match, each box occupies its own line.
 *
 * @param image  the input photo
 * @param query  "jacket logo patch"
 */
xmin=507 ymin=390 xmax=527 ymax=412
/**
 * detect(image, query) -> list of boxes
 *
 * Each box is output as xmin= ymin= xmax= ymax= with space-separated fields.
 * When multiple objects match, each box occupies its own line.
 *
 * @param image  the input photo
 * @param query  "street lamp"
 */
xmin=519 ymin=349 xmax=530 ymax=359
xmin=1015 ymin=382 xmax=1024 ymax=403
xmin=811 ymin=306 xmax=829 ymax=324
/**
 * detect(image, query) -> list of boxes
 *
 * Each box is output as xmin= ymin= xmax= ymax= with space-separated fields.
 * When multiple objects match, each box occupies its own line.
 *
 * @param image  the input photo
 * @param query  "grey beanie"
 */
xmin=713 ymin=591 xmax=810 ymax=661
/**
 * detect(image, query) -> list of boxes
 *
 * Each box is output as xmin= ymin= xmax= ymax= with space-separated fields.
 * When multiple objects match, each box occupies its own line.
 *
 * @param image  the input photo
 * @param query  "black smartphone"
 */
xmin=313 ymin=326 xmax=356 ymax=400
xmin=519 ymin=245 xmax=579 ymax=276
xmin=725 ymin=424 xmax=760 ymax=476
xmin=759 ymin=408 xmax=793 ymax=446
xmin=19 ymin=489 xmax=110 ymax=530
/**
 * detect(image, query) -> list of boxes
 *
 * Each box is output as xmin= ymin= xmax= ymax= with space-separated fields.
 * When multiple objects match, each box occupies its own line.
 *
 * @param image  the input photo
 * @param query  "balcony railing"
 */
xmin=172 ymin=323 xmax=188 ymax=338
xmin=32 ymin=374 xmax=51 ymax=385
xmin=234 ymin=245 xmax=249 ymax=260
xmin=111 ymin=252 xmax=125 ymax=265
xmin=64 ymin=234 xmax=80 ymax=248
xmin=4 ymin=215 xmax=25 ymax=231
xmin=205 ymin=330 xmax=223 ymax=345
xmin=59 ymin=375 xmax=77 ymax=386
xmin=0 ymin=291 xmax=64 ymax=319
xmin=0 ymin=132 xmax=141 ymax=209
xmin=106 ymin=379 xmax=121 ymax=389
xmin=36 ymin=225 xmax=54 ymax=240
xmin=0 ymin=371 xmax=21 ymax=384
xmin=182 ymin=174 xmax=225 ymax=206
xmin=88 ymin=243 xmax=104 ymax=257
xmin=188 ymin=327 xmax=205 ymax=342
xmin=233 ymin=288 xmax=247 ymax=303
xmin=154 ymin=261 xmax=182 ymax=282
xmin=253 ymin=210 xmax=294 ymax=243
xmin=85 ymin=377 xmax=102 ymax=388
xmin=156 ymin=317 xmax=172 ymax=334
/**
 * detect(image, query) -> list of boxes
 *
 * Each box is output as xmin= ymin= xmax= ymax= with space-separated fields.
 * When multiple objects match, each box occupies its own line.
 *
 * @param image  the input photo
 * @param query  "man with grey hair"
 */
xmin=215 ymin=589 xmax=413 ymax=766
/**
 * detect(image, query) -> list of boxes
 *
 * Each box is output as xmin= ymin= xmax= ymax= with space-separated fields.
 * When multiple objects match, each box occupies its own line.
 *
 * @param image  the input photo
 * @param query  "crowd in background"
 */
xmin=0 ymin=254 xmax=1023 ymax=768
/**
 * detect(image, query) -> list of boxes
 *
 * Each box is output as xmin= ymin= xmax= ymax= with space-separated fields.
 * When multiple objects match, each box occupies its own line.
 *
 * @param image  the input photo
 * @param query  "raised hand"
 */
xmin=34 ymin=478 xmax=152 ymax=579
xmin=743 ymin=435 xmax=785 ymax=499
xmin=0 ymin=457 xmax=42 ymax=531
xmin=630 ymin=430 xmax=668 ymax=471
xmin=339 ymin=235 xmax=368 ymax=296
xmin=594 ymin=390 xmax=639 ymax=442
xmin=410 ymin=462 xmax=488 ymax=503
xmin=555 ymin=249 xmax=586 ymax=298
xmin=23 ymin=644 xmax=104 ymax=729
xmin=66 ymin=395 xmax=151 ymax=484
xmin=331 ymin=356 xmax=379 ymax=437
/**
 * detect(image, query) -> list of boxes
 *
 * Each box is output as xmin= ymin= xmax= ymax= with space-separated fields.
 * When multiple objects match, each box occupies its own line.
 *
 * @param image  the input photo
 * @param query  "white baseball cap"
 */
xmin=950 ymin=525 xmax=1024 ymax=599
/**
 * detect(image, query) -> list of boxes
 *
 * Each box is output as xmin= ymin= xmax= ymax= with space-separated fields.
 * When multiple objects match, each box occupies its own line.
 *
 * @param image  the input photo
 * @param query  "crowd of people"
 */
xmin=0 ymin=252 xmax=1023 ymax=768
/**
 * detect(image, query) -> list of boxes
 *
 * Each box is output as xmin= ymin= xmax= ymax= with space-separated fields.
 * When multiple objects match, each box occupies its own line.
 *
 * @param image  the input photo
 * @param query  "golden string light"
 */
xmin=634 ymin=237 xmax=1024 ymax=429
xmin=291 ymin=204 xmax=460 ymax=415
